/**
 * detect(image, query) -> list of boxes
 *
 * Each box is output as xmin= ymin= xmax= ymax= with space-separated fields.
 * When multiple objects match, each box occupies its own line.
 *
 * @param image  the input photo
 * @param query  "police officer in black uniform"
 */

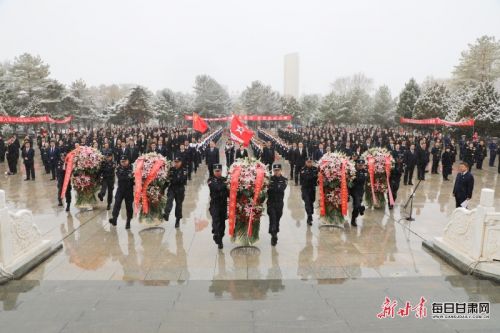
xmin=267 ymin=164 xmax=287 ymax=246
xmin=388 ymin=154 xmax=404 ymax=209
xmin=208 ymin=164 xmax=228 ymax=249
xmin=56 ymin=152 xmax=71 ymax=212
xmin=109 ymin=155 xmax=134 ymax=229
xmin=441 ymin=145 xmax=453 ymax=181
xmin=349 ymin=159 xmax=367 ymax=227
xmin=300 ymin=158 xmax=318 ymax=225
xmin=98 ymin=151 xmax=115 ymax=210
xmin=163 ymin=157 xmax=188 ymax=228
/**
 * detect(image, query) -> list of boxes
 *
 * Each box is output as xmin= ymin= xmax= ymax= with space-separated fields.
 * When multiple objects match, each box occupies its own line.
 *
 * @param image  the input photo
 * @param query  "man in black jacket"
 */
xmin=441 ymin=146 xmax=453 ymax=181
xmin=21 ymin=141 xmax=35 ymax=181
xmin=48 ymin=140 xmax=59 ymax=180
xmin=313 ymin=143 xmax=325 ymax=162
xmin=287 ymin=142 xmax=297 ymax=180
xmin=163 ymin=157 xmax=188 ymax=228
xmin=235 ymin=143 xmax=248 ymax=160
xmin=416 ymin=142 xmax=429 ymax=181
xmin=300 ymin=158 xmax=318 ymax=225
xmin=349 ymin=159 xmax=367 ymax=226
xmin=404 ymin=144 xmax=417 ymax=185
xmin=294 ymin=142 xmax=307 ymax=185
xmin=98 ymin=152 xmax=115 ymax=210
xmin=205 ymin=141 xmax=220 ymax=177
xmin=453 ymin=162 xmax=474 ymax=208
xmin=267 ymin=164 xmax=287 ymax=246
xmin=109 ymin=155 xmax=135 ymax=229
xmin=261 ymin=141 xmax=275 ymax=171
xmin=0 ymin=135 xmax=5 ymax=163
xmin=208 ymin=164 xmax=228 ymax=249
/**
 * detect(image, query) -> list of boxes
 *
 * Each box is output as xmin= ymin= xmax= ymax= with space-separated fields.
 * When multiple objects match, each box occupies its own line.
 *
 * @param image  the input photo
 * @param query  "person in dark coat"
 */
xmin=163 ymin=157 xmax=188 ymax=228
xmin=48 ymin=140 xmax=59 ymax=180
xmin=224 ymin=140 xmax=235 ymax=168
xmin=0 ymin=135 xmax=5 ymax=163
xmin=261 ymin=141 xmax=275 ymax=171
xmin=388 ymin=154 xmax=404 ymax=209
xmin=40 ymin=142 xmax=50 ymax=174
xmin=441 ymin=146 xmax=453 ymax=181
xmin=267 ymin=164 xmax=287 ymax=246
xmin=416 ymin=142 xmax=429 ymax=180
xmin=56 ymin=152 xmax=72 ymax=211
xmin=97 ymin=152 xmax=115 ymax=210
xmin=463 ymin=143 xmax=475 ymax=171
xmin=349 ymin=159 xmax=367 ymax=226
xmin=287 ymin=142 xmax=297 ymax=180
xmin=475 ymin=140 xmax=487 ymax=170
xmin=430 ymin=142 xmax=442 ymax=174
xmin=109 ymin=155 xmax=135 ymax=229
xmin=6 ymin=137 xmax=19 ymax=175
xmin=208 ymin=164 xmax=228 ymax=249
xmin=300 ymin=158 xmax=318 ymax=225
xmin=453 ymin=162 xmax=474 ymax=208
xmin=21 ymin=141 xmax=35 ymax=181
xmin=174 ymin=144 xmax=191 ymax=179
xmin=312 ymin=143 xmax=325 ymax=162
xmin=205 ymin=141 xmax=220 ymax=177
xmin=235 ymin=143 xmax=248 ymax=160
xmin=488 ymin=140 xmax=497 ymax=167
xmin=294 ymin=142 xmax=307 ymax=186
xmin=127 ymin=140 xmax=140 ymax=164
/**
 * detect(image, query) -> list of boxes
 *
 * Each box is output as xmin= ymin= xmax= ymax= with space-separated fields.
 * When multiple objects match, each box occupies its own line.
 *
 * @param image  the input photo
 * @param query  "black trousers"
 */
xmin=57 ymin=179 xmax=72 ymax=204
xmin=389 ymin=180 xmax=400 ymax=204
xmin=43 ymin=160 xmax=50 ymax=173
xmin=417 ymin=164 xmax=426 ymax=180
xmin=476 ymin=158 xmax=484 ymax=170
xmin=112 ymin=189 xmax=133 ymax=221
xmin=267 ymin=203 xmax=284 ymax=235
xmin=0 ymin=152 xmax=4 ymax=162
xmin=187 ymin=161 xmax=193 ymax=179
xmin=50 ymin=162 xmax=57 ymax=179
xmin=210 ymin=204 xmax=226 ymax=238
xmin=455 ymin=195 xmax=466 ymax=208
xmin=489 ymin=152 xmax=496 ymax=167
xmin=165 ymin=187 xmax=185 ymax=219
xmin=208 ymin=164 xmax=214 ymax=177
xmin=8 ymin=157 xmax=17 ymax=174
xmin=289 ymin=163 xmax=295 ymax=179
xmin=301 ymin=186 xmax=316 ymax=217
xmin=431 ymin=159 xmax=440 ymax=173
xmin=294 ymin=165 xmax=303 ymax=185
xmin=24 ymin=161 xmax=35 ymax=179
xmin=99 ymin=177 xmax=114 ymax=205
xmin=351 ymin=193 xmax=363 ymax=219
xmin=404 ymin=165 xmax=415 ymax=184
xmin=442 ymin=165 xmax=452 ymax=180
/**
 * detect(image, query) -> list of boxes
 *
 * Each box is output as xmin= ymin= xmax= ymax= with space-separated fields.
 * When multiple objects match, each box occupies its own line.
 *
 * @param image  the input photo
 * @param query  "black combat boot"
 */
xmin=108 ymin=218 xmax=117 ymax=226
xmin=351 ymin=216 xmax=357 ymax=227
xmin=217 ymin=237 xmax=223 ymax=249
xmin=58 ymin=199 xmax=63 ymax=207
xmin=65 ymin=203 xmax=70 ymax=212
xmin=162 ymin=213 xmax=169 ymax=221
xmin=307 ymin=215 xmax=312 ymax=226
xmin=98 ymin=193 xmax=104 ymax=202
xmin=125 ymin=219 xmax=131 ymax=230
xmin=106 ymin=204 xmax=111 ymax=210
xmin=360 ymin=206 xmax=365 ymax=216
xmin=175 ymin=218 xmax=180 ymax=228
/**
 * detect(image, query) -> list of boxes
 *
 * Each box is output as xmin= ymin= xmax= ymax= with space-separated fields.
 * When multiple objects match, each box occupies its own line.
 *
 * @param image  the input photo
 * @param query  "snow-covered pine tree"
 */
xmin=396 ymin=78 xmax=420 ymax=120
xmin=193 ymin=75 xmax=231 ymax=117
xmin=372 ymin=85 xmax=395 ymax=126
xmin=413 ymin=82 xmax=450 ymax=119
xmin=460 ymin=81 xmax=500 ymax=134
xmin=240 ymin=81 xmax=281 ymax=115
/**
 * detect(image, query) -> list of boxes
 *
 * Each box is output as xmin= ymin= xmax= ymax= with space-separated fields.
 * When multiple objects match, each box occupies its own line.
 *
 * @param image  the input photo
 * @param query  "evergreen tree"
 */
xmin=396 ymin=78 xmax=420 ymax=119
xmin=372 ymin=85 xmax=395 ymax=126
xmin=110 ymin=86 xmax=153 ymax=125
xmin=460 ymin=81 xmax=500 ymax=134
xmin=193 ymin=75 xmax=231 ymax=117
xmin=300 ymin=94 xmax=321 ymax=124
xmin=240 ymin=81 xmax=281 ymax=115
xmin=414 ymin=82 xmax=450 ymax=119
xmin=280 ymin=96 xmax=302 ymax=123
xmin=453 ymin=35 xmax=500 ymax=84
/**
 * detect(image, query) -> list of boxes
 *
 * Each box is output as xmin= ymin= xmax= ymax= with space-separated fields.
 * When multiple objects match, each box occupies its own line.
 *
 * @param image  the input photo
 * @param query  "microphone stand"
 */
xmin=403 ymin=179 xmax=422 ymax=221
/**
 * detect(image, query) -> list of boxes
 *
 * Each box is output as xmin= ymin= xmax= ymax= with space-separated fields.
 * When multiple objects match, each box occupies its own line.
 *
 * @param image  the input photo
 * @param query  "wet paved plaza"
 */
xmin=1 ymin=141 xmax=500 ymax=332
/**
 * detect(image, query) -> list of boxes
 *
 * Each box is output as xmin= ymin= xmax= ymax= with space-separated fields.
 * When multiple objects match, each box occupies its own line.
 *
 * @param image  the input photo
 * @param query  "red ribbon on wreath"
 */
xmin=247 ymin=164 xmax=265 ymax=237
xmin=133 ymin=159 xmax=145 ymax=212
xmin=340 ymin=159 xmax=348 ymax=216
xmin=318 ymin=171 xmax=326 ymax=216
xmin=60 ymin=148 xmax=78 ymax=199
xmin=228 ymin=165 xmax=241 ymax=237
xmin=385 ymin=155 xmax=394 ymax=206
xmin=367 ymin=156 xmax=378 ymax=206
xmin=139 ymin=160 xmax=165 ymax=214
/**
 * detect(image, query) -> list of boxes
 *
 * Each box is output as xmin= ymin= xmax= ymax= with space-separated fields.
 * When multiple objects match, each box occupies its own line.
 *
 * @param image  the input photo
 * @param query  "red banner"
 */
xmin=367 ymin=156 xmax=378 ymax=206
xmin=60 ymin=149 xmax=77 ymax=199
xmin=318 ymin=171 xmax=326 ymax=216
xmin=399 ymin=117 xmax=474 ymax=127
xmin=133 ymin=159 xmax=145 ymax=213
xmin=228 ymin=165 xmax=241 ymax=237
xmin=139 ymin=159 xmax=165 ymax=214
xmin=0 ymin=115 xmax=73 ymax=124
xmin=340 ymin=159 xmax=348 ymax=216
xmin=385 ymin=156 xmax=394 ymax=207
xmin=185 ymin=114 xmax=292 ymax=122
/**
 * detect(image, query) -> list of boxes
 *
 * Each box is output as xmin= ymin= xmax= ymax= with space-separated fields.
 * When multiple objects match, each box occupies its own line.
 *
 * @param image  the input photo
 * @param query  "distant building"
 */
xmin=284 ymin=53 xmax=299 ymax=99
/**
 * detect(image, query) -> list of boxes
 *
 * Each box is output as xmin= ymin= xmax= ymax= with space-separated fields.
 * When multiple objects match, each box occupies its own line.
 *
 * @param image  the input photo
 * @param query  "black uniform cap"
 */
xmin=120 ymin=155 xmax=129 ymax=161
xmin=213 ymin=164 xmax=222 ymax=170
xmin=173 ymin=157 xmax=181 ymax=162
xmin=272 ymin=164 xmax=282 ymax=170
xmin=356 ymin=159 xmax=366 ymax=164
xmin=105 ymin=151 xmax=113 ymax=157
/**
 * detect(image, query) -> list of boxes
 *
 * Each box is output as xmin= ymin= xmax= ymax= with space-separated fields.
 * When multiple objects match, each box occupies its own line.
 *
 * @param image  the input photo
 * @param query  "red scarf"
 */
xmin=228 ymin=166 xmax=241 ymax=237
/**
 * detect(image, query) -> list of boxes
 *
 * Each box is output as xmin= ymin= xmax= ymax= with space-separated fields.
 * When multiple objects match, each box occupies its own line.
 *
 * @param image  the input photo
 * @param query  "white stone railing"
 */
xmin=442 ymin=188 xmax=500 ymax=262
xmin=0 ymin=189 xmax=54 ymax=281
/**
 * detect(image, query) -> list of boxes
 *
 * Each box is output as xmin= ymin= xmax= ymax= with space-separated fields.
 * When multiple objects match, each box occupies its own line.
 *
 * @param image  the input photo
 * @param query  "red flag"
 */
xmin=192 ymin=112 xmax=208 ymax=133
xmin=230 ymin=115 xmax=254 ymax=146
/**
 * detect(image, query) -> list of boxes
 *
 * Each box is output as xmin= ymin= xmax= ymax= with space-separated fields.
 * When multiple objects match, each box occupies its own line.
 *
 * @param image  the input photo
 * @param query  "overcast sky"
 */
xmin=1 ymin=0 xmax=499 ymax=96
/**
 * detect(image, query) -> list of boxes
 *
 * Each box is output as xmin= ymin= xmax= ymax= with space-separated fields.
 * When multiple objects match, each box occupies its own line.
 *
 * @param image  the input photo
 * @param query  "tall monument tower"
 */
xmin=284 ymin=53 xmax=299 ymax=99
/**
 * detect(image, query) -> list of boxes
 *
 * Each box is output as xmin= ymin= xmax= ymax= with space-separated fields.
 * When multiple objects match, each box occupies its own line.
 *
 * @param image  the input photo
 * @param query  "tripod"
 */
xmin=403 ymin=179 xmax=422 ymax=221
